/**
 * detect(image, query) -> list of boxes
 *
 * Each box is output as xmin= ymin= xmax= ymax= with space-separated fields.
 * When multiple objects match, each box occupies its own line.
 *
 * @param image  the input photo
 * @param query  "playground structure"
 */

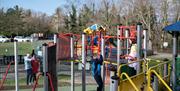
xmin=0 ymin=22 xmax=179 ymax=91
xmin=55 ymin=23 xmax=179 ymax=91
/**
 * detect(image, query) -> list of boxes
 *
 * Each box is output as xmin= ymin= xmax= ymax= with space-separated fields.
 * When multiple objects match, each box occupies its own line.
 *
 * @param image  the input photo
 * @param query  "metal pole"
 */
xmin=117 ymin=26 xmax=122 ymax=69
xmin=110 ymin=71 xmax=114 ymax=91
xmin=152 ymin=76 xmax=158 ymax=91
xmin=70 ymin=36 xmax=75 ymax=91
xmin=172 ymin=32 xmax=178 ymax=90
xmin=163 ymin=59 xmax=168 ymax=78
xmin=116 ymin=25 xmax=122 ymax=90
xmin=14 ymin=41 xmax=19 ymax=91
xmin=43 ymin=43 xmax=48 ymax=91
xmin=143 ymin=29 xmax=147 ymax=58
xmin=55 ymin=33 xmax=59 ymax=91
xmin=125 ymin=29 xmax=129 ymax=54
xmin=101 ymin=34 xmax=105 ymax=91
xmin=54 ymin=33 xmax=57 ymax=44
xmin=137 ymin=23 xmax=142 ymax=74
xmin=82 ymin=33 xmax=86 ymax=91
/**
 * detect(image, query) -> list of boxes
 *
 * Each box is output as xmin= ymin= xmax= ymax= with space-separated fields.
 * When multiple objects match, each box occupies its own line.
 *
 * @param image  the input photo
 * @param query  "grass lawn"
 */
xmin=0 ymin=40 xmax=52 ymax=56
xmin=1 ymin=74 xmax=71 ymax=90
xmin=2 ymin=74 xmax=70 ymax=86
xmin=3 ymin=85 xmax=110 ymax=91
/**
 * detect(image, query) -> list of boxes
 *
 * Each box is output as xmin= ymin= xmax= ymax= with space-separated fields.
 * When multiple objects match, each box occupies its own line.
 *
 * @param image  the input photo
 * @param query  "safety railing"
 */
xmin=120 ymin=72 xmax=139 ymax=91
xmin=116 ymin=60 xmax=146 ymax=91
xmin=117 ymin=60 xmax=145 ymax=77
xmin=147 ymin=70 xmax=172 ymax=91
xmin=147 ymin=60 xmax=172 ymax=91
xmin=0 ymin=61 xmax=14 ymax=90
xmin=104 ymin=60 xmax=117 ymax=66
xmin=148 ymin=60 xmax=171 ymax=79
xmin=143 ymin=58 xmax=164 ymax=71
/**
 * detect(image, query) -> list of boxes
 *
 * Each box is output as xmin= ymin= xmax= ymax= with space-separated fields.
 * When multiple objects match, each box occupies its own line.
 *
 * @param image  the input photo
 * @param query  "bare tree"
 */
xmin=51 ymin=7 xmax=64 ymax=33
xmin=172 ymin=0 xmax=180 ymax=22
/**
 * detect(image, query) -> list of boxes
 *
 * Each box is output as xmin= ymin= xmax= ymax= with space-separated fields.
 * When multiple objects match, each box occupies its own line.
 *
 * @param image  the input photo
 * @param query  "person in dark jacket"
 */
xmin=91 ymin=52 xmax=103 ymax=91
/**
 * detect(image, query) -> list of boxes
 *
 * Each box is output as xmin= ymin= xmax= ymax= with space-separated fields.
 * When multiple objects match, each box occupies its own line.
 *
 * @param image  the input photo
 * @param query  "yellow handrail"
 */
xmin=120 ymin=73 xmax=139 ymax=91
xmin=103 ymin=61 xmax=117 ymax=65
xmin=148 ymin=87 xmax=153 ymax=91
xmin=74 ymin=60 xmax=81 ymax=63
xmin=117 ymin=60 xmax=143 ymax=76
xmin=148 ymin=60 xmax=171 ymax=78
xmin=148 ymin=60 xmax=171 ymax=71
xmin=61 ymin=60 xmax=81 ymax=62
xmin=147 ymin=70 xmax=172 ymax=91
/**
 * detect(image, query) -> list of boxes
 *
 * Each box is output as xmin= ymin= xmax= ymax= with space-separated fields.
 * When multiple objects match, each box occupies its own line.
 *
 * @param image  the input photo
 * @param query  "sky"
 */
xmin=0 ymin=0 xmax=67 ymax=15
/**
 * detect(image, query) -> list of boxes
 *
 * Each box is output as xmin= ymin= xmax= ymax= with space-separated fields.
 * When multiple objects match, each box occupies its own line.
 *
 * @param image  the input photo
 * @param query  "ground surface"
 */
xmin=1 ymin=52 xmax=179 ymax=91
xmin=2 ymin=85 xmax=110 ymax=91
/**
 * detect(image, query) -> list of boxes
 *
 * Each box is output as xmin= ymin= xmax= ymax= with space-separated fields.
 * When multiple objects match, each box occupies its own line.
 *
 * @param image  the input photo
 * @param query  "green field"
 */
xmin=2 ymin=74 xmax=70 ymax=86
xmin=0 ymin=40 xmax=52 ymax=56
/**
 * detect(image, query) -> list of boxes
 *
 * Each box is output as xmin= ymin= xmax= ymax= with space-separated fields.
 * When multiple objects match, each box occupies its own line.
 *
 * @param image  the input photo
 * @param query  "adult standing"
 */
xmin=24 ymin=53 xmax=32 ymax=85
xmin=36 ymin=46 xmax=43 ymax=73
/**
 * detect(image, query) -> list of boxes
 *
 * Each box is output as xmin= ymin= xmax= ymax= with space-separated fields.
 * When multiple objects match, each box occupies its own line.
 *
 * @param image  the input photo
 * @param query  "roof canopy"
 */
xmin=83 ymin=24 xmax=106 ymax=35
xmin=163 ymin=21 xmax=180 ymax=33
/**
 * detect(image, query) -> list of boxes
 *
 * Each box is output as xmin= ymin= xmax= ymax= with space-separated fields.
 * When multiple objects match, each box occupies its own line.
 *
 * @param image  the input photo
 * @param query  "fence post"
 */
xmin=43 ymin=43 xmax=48 ymax=91
xmin=14 ymin=41 xmax=19 ymax=91
xmin=70 ymin=35 xmax=75 ymax=91
xmin=163 ymin=59 xmax=168 ymax=79
xmin=137 ymin=22 xmax=142 ymax=74
xmin=152 ymin=75 xmax=159 ymax=91
xmin=82 ymin=33 xmax=86 ymax=91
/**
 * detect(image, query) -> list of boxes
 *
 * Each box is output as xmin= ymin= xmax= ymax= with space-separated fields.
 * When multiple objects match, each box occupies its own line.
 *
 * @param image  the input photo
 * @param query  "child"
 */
xmin=31 ymin=56 xmax=39 ymax=83
xmin=91 ymin=52 xmax=103 ymax=91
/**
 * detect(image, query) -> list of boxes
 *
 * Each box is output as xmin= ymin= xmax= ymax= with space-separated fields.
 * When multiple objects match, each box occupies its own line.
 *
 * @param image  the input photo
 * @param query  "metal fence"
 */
xmin=0 ymin=55 xmax=24 ymax=65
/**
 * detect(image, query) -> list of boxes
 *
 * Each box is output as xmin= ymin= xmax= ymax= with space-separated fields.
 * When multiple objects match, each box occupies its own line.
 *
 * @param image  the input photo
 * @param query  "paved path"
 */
xmin=149 ymin=52 xmax=172 ymax=59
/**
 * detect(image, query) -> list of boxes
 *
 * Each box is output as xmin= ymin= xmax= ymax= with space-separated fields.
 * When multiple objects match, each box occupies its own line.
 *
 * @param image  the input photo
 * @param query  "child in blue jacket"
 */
xmin=91 ymin=53 xmax=103 ymax=91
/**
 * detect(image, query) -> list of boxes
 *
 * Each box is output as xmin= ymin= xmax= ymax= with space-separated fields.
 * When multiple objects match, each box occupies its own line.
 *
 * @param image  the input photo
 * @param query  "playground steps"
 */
xmin=118 ymin=73 xmax=170 ymax=91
